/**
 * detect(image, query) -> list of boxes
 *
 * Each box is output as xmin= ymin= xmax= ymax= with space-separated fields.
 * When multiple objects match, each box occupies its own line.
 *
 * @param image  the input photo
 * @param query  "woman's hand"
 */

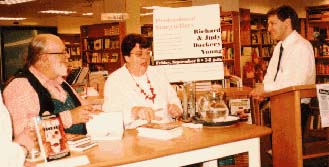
xmin=131 ymin=106 xmax=162 ymax=122
xmin=167 ymin=104 xmax=182 ymax=118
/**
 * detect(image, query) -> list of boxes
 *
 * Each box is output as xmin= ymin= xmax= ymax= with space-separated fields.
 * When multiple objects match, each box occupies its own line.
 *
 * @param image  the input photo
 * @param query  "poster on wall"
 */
xmin=153 ymin=4 xmax=223 ymax=82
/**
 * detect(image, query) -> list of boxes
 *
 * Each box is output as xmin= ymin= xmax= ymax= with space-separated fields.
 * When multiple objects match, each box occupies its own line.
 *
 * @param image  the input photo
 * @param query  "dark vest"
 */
xmin=6 ymin=69 xmax=86 ymax=134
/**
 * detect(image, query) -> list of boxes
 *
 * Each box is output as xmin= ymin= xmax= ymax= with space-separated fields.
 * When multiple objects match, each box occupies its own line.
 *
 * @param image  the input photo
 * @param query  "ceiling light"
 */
xmin=101 ymin=13 xmax=129 ymax=21
xmin=39 ymin=10 xmax=77 ymax=15
xmin=140 ymin=13 xmax=153 ymax=16
xmin=82 ymin=12 xmax=93 ymax=16
xmin=0 ymin=0 xmax=35 ymax=5
xmin=0 ymin=17 xmax=26 ymax=21
xmin=142 ymin=6 xmax=161 ymax=10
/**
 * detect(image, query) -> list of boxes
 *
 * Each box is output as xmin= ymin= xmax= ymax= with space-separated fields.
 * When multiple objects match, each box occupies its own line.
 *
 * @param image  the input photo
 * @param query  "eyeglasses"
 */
xmin=130 ymin=50 xmax=151 ymax=57
xmin=45 ymin=51 xmax=68 ymax=55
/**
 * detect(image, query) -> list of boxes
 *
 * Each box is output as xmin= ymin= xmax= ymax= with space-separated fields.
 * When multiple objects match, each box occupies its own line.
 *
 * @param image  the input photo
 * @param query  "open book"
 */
xmin=86 ymin=112 xmax=124 ymax=141
xmin=137 ymin=123 xmax=183 ymax=140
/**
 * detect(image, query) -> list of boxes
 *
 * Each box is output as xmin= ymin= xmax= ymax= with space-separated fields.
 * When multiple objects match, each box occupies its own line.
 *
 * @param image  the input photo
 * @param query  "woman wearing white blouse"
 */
xmin=103 ymin=34 xmax=182 ymax=129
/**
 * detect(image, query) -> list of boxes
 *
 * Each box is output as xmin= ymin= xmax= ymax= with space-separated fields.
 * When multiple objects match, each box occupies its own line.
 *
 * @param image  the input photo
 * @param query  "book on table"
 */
xmin=66 ymin=135 xmax=98 ymax=152
xmin=34 ymin=115 xmax=70 ymax=162
xmin=137 ymin=122 xmax=183 ymax=140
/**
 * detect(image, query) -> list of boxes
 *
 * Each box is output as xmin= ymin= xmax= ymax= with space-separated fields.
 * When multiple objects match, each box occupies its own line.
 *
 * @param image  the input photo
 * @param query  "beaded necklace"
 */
xmin=129 ymin=70 xmax=156 ymax=103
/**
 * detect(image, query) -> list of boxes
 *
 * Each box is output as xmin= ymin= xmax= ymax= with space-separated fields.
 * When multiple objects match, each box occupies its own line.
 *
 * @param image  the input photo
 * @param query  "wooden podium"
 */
xmin=264 ymin=84 xmax=329 ymax=167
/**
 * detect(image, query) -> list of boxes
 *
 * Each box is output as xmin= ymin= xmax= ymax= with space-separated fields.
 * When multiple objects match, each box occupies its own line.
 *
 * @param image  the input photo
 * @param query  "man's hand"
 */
xmin=70 ymin=105 xmax=101 ymax=124
xmin=249 ymin=84 xmax=266 ymax=101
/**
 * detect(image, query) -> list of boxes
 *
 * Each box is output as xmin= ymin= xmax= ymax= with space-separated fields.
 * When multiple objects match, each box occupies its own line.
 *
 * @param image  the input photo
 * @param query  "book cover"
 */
xmin=35 ymin=115 xmax=70 ymax=162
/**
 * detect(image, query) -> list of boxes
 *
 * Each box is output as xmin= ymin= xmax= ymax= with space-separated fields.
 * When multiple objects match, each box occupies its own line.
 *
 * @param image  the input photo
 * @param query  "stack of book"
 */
xmin=67 ymin=135 xmax=98 ymax=152
xmin=137 ymin=123 xmax=183 ymax=140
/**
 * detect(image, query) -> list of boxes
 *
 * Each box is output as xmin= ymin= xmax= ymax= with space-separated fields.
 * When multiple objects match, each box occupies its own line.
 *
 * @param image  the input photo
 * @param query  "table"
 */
xmin=77 ymin=123 xmax=271 ymax=167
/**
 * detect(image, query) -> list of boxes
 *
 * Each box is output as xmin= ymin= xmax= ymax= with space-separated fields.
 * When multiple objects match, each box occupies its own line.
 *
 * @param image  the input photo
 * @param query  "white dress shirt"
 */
xmin=102 ymin=65 xmax=182 ymax=129
xmin=0 ymin=93 xmax=25 ymax=167
xmin=263 ymin=30 xmax=316 ymax=92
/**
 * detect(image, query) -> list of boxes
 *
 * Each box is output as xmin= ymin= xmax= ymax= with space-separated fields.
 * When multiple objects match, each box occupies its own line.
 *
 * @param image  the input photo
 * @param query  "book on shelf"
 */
xmin=66 ymin=67 xmax=89 ymax=85
xmin=102 ymin=52 xmax=110 ymax=63
xmin=110 ymin=52 xmax=119 ymax=62
xmin=251 ymin=33 xmax=258 ymax=44
xmin=104 ymin=38 xmax=111 ymax=49
xmin=136 ymin=122 xmax=183 ymax=140
xmin=66 ymin=67 xmax=82 ymax=85
xmin=34 ymin=115 xmax=70 ymax=162
xmin=93 ymin=39 xmax=102 ymax=50
xmin=241 ymin=46 xmax=252 ymax=56
xmin=76 ymin=47 xmax=80 ymax=55
xmin=70 ymin=47 xmax=78 ymax=56
xmin=222 ymin=47 xmax=234 ymax=59
xmin=75 ymin=67 xmax=89 ymax=85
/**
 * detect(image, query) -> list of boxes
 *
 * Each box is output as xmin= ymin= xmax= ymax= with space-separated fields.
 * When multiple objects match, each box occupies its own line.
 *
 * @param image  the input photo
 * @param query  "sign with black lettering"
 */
xmin=153 ymin=4 xmax=223 ymax=82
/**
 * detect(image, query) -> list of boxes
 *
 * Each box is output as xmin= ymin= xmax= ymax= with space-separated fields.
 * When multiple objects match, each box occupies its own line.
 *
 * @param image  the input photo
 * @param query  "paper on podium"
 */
xmin=87 ymin=112 xmax=124 ymax=141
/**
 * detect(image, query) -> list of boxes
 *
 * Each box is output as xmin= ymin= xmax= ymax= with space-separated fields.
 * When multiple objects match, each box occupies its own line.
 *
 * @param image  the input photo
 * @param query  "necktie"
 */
xmin=274 ymin=44 xmax=283 ymax=81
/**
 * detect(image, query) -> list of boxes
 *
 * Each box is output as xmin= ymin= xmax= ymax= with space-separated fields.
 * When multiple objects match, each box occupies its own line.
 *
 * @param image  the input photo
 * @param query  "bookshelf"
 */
xmin=306 ymin=5 xmax=329 ymax=83
xmin=239 ymin=11 xmax=274 ymax=87
xmin=80 ymin=22 xmax=126 ymax=74
xmin=221 ymin=11 xmax=241 ymax=78
xmin=250 ymin=13 xmax=275 ymax=85
xmin=58 ymin=34 xmax=82 ymax=69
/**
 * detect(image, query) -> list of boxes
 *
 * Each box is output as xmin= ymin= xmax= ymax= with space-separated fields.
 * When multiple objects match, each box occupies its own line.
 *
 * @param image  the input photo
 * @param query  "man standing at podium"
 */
xmin=250 ymin=5 xmax=315 ymax=100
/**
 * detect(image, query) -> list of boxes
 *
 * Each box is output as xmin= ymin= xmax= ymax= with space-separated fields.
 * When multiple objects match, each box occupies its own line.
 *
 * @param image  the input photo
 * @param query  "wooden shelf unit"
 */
xmin=80 ymin=22 xmax=126 ymax=74
xmin=239 ymin=12 xmax=275 ymax=87
xmin=221 ymin=11 xmax=241 ymax=78
xmin=58 ymin=34 xmax=82 ymax=69
xmin=306 ymin=5 xmax=329 ymax=83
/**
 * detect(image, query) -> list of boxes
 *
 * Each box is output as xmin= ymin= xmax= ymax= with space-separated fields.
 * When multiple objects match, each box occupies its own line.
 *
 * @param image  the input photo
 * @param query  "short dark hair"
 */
xmin=267 ymin=5 xmax=299 ymax=31
xmin=121 ymin=33 xmax=151 ymax=57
